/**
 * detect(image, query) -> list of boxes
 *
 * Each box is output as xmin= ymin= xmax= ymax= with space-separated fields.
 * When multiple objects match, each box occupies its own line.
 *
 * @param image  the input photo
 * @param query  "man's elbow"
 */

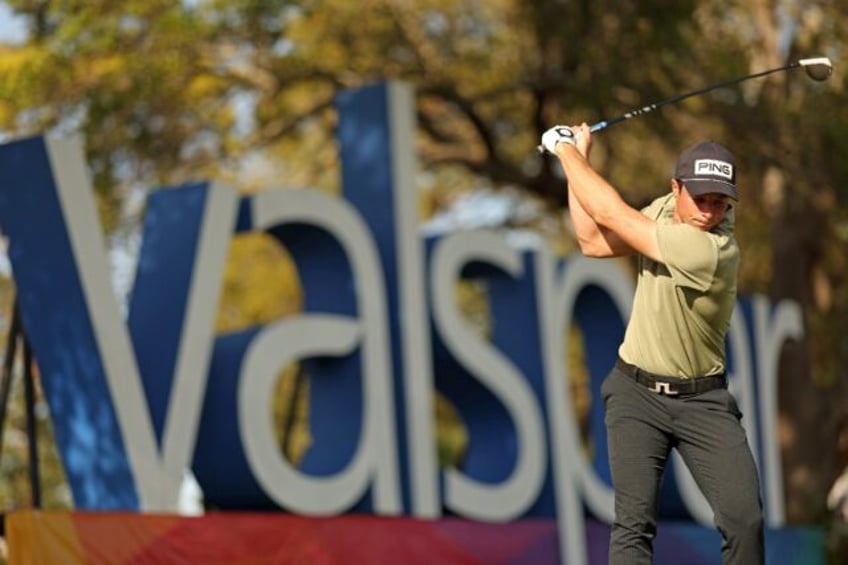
xmin=583 ymin=247 xmax=612 ymax=258
xmin=577 ymin=237 xmax=615 ymax=258
xmin=589 ymin=206 xmax=618 ymax=231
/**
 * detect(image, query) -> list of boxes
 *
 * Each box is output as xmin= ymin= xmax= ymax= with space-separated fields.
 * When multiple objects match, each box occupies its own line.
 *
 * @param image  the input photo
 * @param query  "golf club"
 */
xmin=538 ymin=56 xmax=833 ymax=153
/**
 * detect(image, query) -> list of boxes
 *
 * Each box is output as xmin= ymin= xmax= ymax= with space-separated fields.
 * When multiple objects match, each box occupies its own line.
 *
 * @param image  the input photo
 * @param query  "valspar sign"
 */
xmin=0 ymin=82 xmax=802 ymax=565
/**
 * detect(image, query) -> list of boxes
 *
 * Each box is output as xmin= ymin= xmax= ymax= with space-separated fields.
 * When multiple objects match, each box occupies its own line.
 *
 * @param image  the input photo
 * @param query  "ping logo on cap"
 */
xmin=694 ymin=159 xmax=733 ymax=180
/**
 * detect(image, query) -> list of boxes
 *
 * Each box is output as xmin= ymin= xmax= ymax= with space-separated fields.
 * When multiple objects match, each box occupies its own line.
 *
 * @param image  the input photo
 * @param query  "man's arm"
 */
xmin=555 ymin=123 xmax=663 ymax=262
xmin=566 ymin=181 xmax=636 ymax=258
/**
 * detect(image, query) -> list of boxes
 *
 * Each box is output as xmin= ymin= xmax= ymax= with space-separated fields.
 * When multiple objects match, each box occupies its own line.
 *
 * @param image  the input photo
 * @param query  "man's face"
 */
xmin=672 ymin=181 xmax=731 ymax=231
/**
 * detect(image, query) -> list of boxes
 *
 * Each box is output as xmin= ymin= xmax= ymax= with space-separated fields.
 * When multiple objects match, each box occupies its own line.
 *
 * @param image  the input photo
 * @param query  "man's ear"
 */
xmin=671 ymin=178 xmax=682 ymax=196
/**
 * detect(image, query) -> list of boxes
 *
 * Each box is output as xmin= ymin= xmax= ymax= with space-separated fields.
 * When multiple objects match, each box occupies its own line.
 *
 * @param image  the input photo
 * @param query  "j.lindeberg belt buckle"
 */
xmin=651 ymin=381 xmax=678 ymax=395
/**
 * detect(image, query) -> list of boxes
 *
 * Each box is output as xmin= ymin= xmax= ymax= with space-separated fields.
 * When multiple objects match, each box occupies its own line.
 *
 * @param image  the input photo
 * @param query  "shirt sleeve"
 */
xmin=656 ymin=223 xmax=718 ymax=291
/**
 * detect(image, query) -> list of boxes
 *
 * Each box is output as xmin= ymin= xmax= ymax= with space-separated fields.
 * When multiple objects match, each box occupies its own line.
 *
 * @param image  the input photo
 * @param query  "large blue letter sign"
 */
xmin=0 ymin=82 xmax=806 ymax=565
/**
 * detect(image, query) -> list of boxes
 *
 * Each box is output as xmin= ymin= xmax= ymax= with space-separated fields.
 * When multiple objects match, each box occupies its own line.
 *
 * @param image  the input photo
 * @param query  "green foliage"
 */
xmin=0 ymin=4 xmax=846 ymax=559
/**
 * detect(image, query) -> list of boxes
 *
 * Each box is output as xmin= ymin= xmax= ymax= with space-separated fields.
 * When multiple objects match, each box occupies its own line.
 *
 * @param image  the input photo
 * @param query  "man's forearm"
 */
xmin=556 ymin=144 xmax=626 ymax=226
xmin=567 ymin=184 xmax=604 ymax=247
xmin=540 ymin=123 xmax=662 ymax=261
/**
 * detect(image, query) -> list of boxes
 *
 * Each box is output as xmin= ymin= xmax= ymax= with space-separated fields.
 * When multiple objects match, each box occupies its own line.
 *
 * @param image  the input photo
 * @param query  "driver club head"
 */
xmin=799 ymin=57 xmax=833 ymax=82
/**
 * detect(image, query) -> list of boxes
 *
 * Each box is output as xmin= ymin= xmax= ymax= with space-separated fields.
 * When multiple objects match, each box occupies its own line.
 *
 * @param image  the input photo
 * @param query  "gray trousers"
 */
xmin=602 ymin=366 xmax=764 ymax=564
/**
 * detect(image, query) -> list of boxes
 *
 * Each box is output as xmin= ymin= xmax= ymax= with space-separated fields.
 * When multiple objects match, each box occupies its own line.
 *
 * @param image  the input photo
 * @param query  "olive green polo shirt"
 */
xmin=618 ymin=193 xmax=739 ymax=378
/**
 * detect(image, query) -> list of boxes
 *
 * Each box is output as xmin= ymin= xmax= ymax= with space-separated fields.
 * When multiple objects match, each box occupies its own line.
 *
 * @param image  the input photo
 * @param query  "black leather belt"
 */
xmin=615 ymin=358 xmax=727 ymax=396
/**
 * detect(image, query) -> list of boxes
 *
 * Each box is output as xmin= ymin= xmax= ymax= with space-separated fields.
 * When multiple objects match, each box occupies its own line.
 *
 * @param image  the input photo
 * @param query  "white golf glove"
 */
xmin=540 ymin=125 xmax=577 ymax=155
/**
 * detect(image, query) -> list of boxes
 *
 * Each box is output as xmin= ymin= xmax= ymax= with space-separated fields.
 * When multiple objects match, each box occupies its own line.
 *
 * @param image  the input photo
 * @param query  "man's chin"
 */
xmin=683 ymin=217 xmax=715 ymax=230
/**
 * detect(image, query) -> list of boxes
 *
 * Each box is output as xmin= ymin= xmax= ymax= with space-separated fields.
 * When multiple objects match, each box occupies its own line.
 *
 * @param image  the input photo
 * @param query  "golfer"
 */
xmin=541 ymin=124 xmax=764 ymax=564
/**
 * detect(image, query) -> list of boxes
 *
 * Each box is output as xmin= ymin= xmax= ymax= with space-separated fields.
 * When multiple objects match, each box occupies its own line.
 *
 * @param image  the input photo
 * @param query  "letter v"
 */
xmin=0 ymin=136 xmax=237 ymax=510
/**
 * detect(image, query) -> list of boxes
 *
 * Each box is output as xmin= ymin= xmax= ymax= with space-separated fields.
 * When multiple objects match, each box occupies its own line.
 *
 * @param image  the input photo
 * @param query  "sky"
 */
xmin=0 ymin=3 xmax=26 ymax=44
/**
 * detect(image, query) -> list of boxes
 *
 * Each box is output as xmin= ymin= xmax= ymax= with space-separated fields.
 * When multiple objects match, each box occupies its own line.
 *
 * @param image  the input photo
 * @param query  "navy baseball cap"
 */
xmin=674 ymin=141 xmax=738 ymax=200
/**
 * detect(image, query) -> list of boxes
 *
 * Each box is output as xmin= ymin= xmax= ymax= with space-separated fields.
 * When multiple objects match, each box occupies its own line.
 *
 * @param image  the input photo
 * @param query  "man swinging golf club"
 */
xmin=541 ymin=124 xmax=764 ymax=564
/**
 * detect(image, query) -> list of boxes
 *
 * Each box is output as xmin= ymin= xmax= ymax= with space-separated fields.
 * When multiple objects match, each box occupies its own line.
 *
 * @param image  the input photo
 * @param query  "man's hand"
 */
xmin=541 ymin=125 xmax=577 ymax=155
xmin=572 ymin=123 xmax=592 ymax=158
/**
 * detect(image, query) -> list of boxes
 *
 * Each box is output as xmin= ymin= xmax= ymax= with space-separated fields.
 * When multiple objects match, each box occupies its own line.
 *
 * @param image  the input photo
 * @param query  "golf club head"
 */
xmin=799 ymin=57 xmax=833 ymax=82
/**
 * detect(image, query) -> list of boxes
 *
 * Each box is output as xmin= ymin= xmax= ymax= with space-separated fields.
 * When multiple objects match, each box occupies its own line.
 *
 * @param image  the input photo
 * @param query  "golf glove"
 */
xmin=541 ymin=126 xmax=576 ymax=155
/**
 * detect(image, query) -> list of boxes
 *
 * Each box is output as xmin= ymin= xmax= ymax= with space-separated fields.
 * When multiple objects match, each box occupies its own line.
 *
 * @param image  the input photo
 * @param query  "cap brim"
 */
xmin=682 ymin=179 xmax=738 ymax=200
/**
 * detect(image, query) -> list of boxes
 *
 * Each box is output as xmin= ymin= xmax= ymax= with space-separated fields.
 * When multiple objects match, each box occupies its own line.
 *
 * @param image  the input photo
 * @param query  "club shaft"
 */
xmin=538 ymin=57 xmax=829 ymax=153
xmin=590 ymin=62 xmax=799 ymax=133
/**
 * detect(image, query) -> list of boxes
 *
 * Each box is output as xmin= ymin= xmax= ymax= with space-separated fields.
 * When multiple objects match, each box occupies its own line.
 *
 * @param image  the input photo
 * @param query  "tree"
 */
xmin=0 ymin=0 xmax=846 ymax=540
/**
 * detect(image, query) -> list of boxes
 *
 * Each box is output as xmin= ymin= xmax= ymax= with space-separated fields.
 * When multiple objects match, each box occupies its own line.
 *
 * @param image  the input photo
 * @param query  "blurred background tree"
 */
xmin=0 ymin=0 xmax=846 ymax=557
